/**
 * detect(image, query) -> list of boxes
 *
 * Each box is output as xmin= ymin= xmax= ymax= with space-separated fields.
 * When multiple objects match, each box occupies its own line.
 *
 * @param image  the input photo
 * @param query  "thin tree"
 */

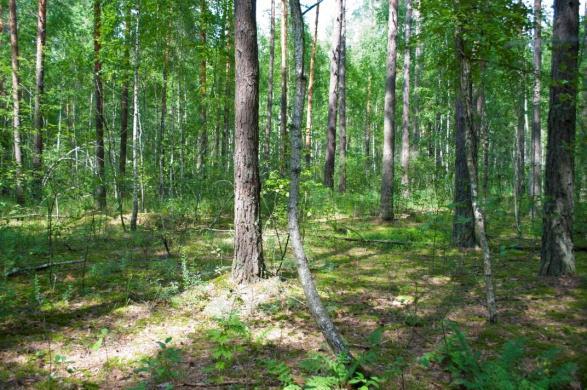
xmin=94 ymin=0 xmax=106 ymax=210
xmin=157 ymin=49 xmax=168 ymax=199
xmin=540 ymin=0 xmax=579 ymax=276
xmin=8 ymin=0 xmax=23 ymax=205
xmin=364 ymin=75 xmax=372 ymax=177
xmin=400 ymin=0 xmax=412 ymax=197
xmin=197 ymin=0 xmax=208 ymax=173
xmin=380 ymin=0 xmax=399 ymax=221
xmin=323 ymin=0 xmax=342 ymax=188
xmin=278 ymin=0 xmax=288 ymax=176
xmin=304 ymin=2 xmax=319 ymax=165
xmin=412 ymin=0 xmax=422 ymax=154
xmin=130 ymin=5 xmax=140 ymax=232
xmin=232 ymin=0 xmax=265 ymax=285
xmin=119 ymin=5 xmax=131 ymax=200
xmin=530 ymin=0 xmax=542 ymax=216
xmin=32 ymin=0 xmax=47 ymax=201
xmin=514 ymin=88 xmax=526 ymax=236
xmin=264 ymin=0 xmax=275 ymax=165
xmin=337 ymin=0 xmax=347 ymax=193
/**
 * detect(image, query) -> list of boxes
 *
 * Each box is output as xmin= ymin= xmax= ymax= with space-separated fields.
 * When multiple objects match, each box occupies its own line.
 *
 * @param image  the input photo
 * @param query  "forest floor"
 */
xmin=0 ymin=209 xmax=586 ymax=389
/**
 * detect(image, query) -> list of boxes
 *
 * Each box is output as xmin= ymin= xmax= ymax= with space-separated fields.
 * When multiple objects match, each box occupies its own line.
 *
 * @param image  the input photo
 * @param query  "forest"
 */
xmin=0 ymin=0 xmax=586 ymax=388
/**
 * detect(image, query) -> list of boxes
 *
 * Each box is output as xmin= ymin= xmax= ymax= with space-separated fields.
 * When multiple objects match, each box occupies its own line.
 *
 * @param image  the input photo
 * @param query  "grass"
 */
xmin=0 ymin=198 xmax=585 ymax=388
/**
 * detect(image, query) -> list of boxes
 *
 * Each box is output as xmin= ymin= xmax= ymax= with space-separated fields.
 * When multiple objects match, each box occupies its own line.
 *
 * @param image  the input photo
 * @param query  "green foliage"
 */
xmin=206 ymin=314 xmax=249 ymax=373
xmin=135 ymin=337 xmax=182 ymax=386
xmin=90 ymin=328 xmax=109 ymax=352
xmin=419 ymin=322 xmax=577 ymax=389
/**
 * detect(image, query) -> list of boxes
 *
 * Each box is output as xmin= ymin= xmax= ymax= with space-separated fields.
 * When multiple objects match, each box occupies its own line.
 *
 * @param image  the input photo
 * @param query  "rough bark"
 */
xmin=94 ymin=0 xmax=106 ymax=210
xmin=289 ymin=0 xmax=350 ymax=357
xmin=8 ymin=0 xmax=23 ymax=205
xmin=130 ymin=5 xmax=140 ymax=232
xmin=540 ymin=0 xmax=579 ymax=276
xmin=337 ymin=0 xmax=346 ymax=193
xmin=400 ymin=0 xmax=412 ymax=197
xmin=119 ymin=5 xmax=131 ymax=199
xmin=232 ymin=0 xmax=265 ymax=285
xmin=304 ymin=2 xmax=319 ymax=166
xmin=278 ymin=0 xmax=288 ymax=176
xmin=264 ymin=0 xmax=275 ymax=165
xmin=32 ymin=0 xmax=47 ymax=201
xmin=197 ymin=0 xmax=208 ymax=174
xmin=380 ymin=0 xmax=399 ymax=221
xmin=530 ymin=0 xmax=542 ymax=213
xmin=323 ymin=0 xmax=342 ymax=188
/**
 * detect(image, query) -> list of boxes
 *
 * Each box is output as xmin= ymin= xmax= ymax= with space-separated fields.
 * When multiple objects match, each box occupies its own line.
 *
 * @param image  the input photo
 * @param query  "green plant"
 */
xmin=206 ymin=314 xmax=249 ymax=372
xmin=419 ymin=322 xmax=577 ymax=389
xmin=264 ymin=359 xmax=301 ymax=389
xmin=90 ymin=328 xmax=109 ymax=352
xmin=135 ymin=337 xmax=182 ymax=386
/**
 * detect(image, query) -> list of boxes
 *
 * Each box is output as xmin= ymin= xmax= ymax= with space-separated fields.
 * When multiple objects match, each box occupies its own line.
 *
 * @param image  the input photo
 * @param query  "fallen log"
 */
xmin=316 ymin=234 xmax=411 ymax=245
xmin=6 ymin=259 xmax=85 ymax=277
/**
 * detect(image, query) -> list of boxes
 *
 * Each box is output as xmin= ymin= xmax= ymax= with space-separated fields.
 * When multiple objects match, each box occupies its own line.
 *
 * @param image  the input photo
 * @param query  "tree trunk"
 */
xmin=337 ymin=0 xmax=346 ymax=193
xmin=514 ymin=90 xmax=526 ymax=236
xmin=94 ymin=0 xmax=106 ymax=210
xmin=540 ymin=0 xmax=579 ymax=276
xmin=130 ymin=5 xmax=140 ymax=232
xmin=197 ymin=0 xmax=208 ymax=174
xmin=304 ymin=2 xmax=319 ymax=166
xmin=323 ymin=0 xmax=342 ymax=188
xmin=232 ymin=0 xmax=265 ymax=285
xmin=456 ymin=29 xmax=497 ymax=324
xmin=412 ymin=1 xmax=422 ymax=154
xmin=264 ymin=0 xmax=275 ymax=165
xmin=119 ymin=5 xmax=131 ymax=200
xmin=400 ymin=0 xmax=412 ymax=197
xmin=289 ymin=0 xmax=350 ymax=357
xmin=222 ymin=3 xmax=233 ymax=168
xmin=32 ymin=0 xmax=47 ymax=201
xmin=364 ymin=75 xmax=372 ymax=177
xmin=278 ymin=0 xmax=288 ymax=176
xmin=157 ymin=51 xmax=168 ymax=200
xmin=530 ymin=0 xmax=542 ymax=216
xmin=380 ymin=0 xmax=399 ymax=221
xmin=8 ymin=0 xmax=24 ymax=205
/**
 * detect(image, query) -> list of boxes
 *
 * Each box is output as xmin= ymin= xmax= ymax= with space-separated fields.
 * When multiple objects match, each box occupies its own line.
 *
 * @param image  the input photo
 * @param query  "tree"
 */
xmin=540 ymin=0 xmax=579 ymax=276
xmin=400 ymin=0 xmax=413 ymax=197
xmin=337 ymin=0 xmax=347 ymax=193
xmin=304 ymin=2 xmax=319 ymax=166
xmin=323 ymin=0 xmax=342 ymax=188
xmin=130 ymin=5 xmax=140 ymax=232
xmin=530 ymin=0 xmax=542 ymax=215
xmin=232 ymin=0 xmax=265 ymax=285
xmin=380 ymin=0 xmax=399 ymax=221
xmin=279 ymin=0 xmax=288 ymax=176
xmin=93 ymin=0 xmax=106 ymax=210
xmin=119 ymin=5 xmax=131 ymax=200
xmin=32 ymin=0 xmax=47 ymax=201
xmin=264 ymin=0 xmax=276 ymax=165
xmin=197 ymin=0 xmax=208 ymax=173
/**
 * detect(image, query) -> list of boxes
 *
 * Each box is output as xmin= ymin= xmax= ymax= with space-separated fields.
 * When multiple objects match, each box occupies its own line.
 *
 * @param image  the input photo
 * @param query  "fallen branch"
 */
xmin=316 ymin=235 xmax=411 ymax=245
xmin=6 ymin=259 xmax=85 ymax=277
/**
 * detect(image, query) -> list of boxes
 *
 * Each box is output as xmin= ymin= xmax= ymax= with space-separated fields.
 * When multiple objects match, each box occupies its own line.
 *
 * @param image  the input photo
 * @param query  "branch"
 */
xmin=302 ymin=0 xmax=324 ymax=16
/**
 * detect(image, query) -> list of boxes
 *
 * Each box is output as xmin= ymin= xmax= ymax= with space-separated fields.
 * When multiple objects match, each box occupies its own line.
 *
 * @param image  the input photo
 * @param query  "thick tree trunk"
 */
xmin=278 ymin=0 xmax=288 ymax=176
xmin=198 ymin=0 xmax=208 ymax=174
xmin=94 ymin=0 xmax=106 ymax=210
xmin=337 ymin=0 xmax=346 ymax=193
xmin=400 ymin=0 xmax=412 ymax=197
xmin=32 ymin=0 xmax=47 ymax=201
xmin=130 ymin=6 xmax=140 ymax=232
xmin=540 ymin=0 xmax=579 ymax=276
xmin=530 ymin=0 xmax=542 ymax=215
xmin=264 ymin=0 xmax=275 ymax=165
xmin=456 ymin=30 xmax=497 ymax=324
xmin=304 ymin=3 xmax=319 ymax=166
xmin=289 ymin=0 xmax=350 ymax=357
xmin=119 ymin=6 xmax=131 ymax=200
xmin=8 ymin=0 xmax=24 ymax=205
xmin=323 ymin=0 xmax=342 ymax=188
xmin=380 ymin=0 xmax=399 ymax=221
xmin=232 ymin=0 xmax=265 ymax=285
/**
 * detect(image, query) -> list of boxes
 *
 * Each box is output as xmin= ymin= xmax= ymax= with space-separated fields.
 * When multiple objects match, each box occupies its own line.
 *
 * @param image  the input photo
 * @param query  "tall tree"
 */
xmin=380 ymin=0 xmax=399 ymax=221
xmin=119 ymin=5 xmax=131 ymax=199
xmin=323 ymin=0 xmax=342 ymax=188
xmin=540 ymin=0 xmax=579 ymax=276
xmin=8 ymin=0 xmax=23 ymax=205
xmin=364 ymin=75 xmax=372 ymax=176
xmin=304 ymin=2 xmax=319 ymax=165
xmin=197 ymin=0 xmax=208 ymax=173
xmin=130 ymin=4 xmax=140 ymax=232
xmin=400 ymin=0 xmax=412 ymax=197
xmin=530 ymin=0 xmax=542 ymax=214
xmin=514 ymin=89 xmax=526 ymax=236
xmin=32 ymin=0 xmax=47 ymax=201
xmin=232 ymin=0 xmax=265 ymax=285
xmin=412 ymin=0 xmax=423 ymax=154
xmin=264 ymin=0 xmax=275 ymax=165
xmin=337 ymin=0 xmax=347 ymax=193
xmin=279 ymin=0 xmax=288 ymax=176
xmin=157 ymin=50 xmax=168 ymax=198
xmin=93 ymin=0 xmax=106 ymax=210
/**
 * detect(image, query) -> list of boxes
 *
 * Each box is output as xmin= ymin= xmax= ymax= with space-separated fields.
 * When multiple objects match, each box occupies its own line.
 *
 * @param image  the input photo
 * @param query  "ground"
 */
xmin=0 ymin=208 xmax=585 ymax=389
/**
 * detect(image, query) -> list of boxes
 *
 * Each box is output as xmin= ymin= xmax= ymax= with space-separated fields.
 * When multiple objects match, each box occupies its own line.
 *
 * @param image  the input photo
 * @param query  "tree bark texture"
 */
xmin=130 ymin=6 xmax=140 ymax=231
xmin=530 ymin=0 xmax=542 ymax=210
xmin=337 ymin=0 xmax=347 ymax=193
xmin=32 ymin=0 xmax=47 ymax=201
xmin=400 ymin=0 xmax=412 ymax=197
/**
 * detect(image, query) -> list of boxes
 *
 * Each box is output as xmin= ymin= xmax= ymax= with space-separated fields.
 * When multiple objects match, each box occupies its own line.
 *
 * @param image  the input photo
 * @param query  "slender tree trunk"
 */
xmin=323 ymin=0 xmax=342 ymax=188
xmin=364 ymin=75 xmax=372 ymax=177
xmin=130 ymin=6 xmax=140 ymax=231
xmin=119 ymin=6 xmax=131 ymax=200
xmin=514 ymin=90 xmax=526 ymax=236
xmin=278 ymin=0 xmax=289 ymax=176
xmin=32 ymin=0 xmax=47 ymax=201
xmin=232 ymin=0 xmax=265 ymax=285
xmin=456 ymin=29 xmax=497 ymax=324
xmin=197 ymin=0 xmax=208 ymax=174
xmin=289 ymin=0 xmax=350 ymax=357
xmin=94 ymin=0 xmax=106 ymax=210
xmin=8 ymin=0 xmax=24 ymax=205
xmin=530 ymin=0 xmax=542 ymax=218
xmin=337 ymin=0 xmax=346 ymax=193
xmin=304 ymin=2 xmax=319 ymax=166
xmin=400 ymin=0 xmax=412 ymax=197
xmin=158 ymin=51 xmax=168 ymax=199
xmin=264 ymin=0 xmax=275 ymax=165
xmin=222 ymin=3 xmax=233 ymax=167
xmin=380 ymin=0 xmax=399 ymax=221
xmin=412 ymin=1 xmax=422 ymax=154
xmin=540 ymin=0 xmax=579 ymax=276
